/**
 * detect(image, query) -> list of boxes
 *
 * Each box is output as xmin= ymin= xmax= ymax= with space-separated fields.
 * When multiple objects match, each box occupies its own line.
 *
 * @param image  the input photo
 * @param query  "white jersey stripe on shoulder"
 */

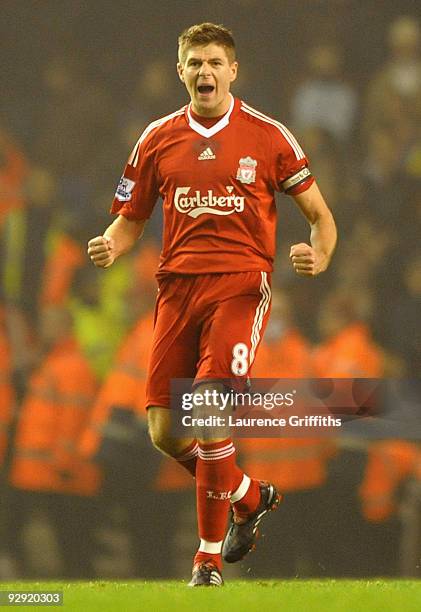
xmin=128 ymin=107 xmax=186 ymax=166
xmin=241 ymin=102 xmax=305 ymax=157
xmin=241 ymin=103 xmax=304 ymax=160
xmin=241 ymin=105 xmax=303 ymax=160
xmin=281 ymin=123 xmax=306 ymax=160
xmin=132 ymin=107 xmax=185 ymax=165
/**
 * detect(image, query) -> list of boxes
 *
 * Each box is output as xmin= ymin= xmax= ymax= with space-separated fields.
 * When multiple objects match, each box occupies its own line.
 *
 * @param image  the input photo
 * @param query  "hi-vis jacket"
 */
xmin=79 ymin=311 xmax=154 ymax=461
xmin=40 ymin=233 xmax=85 ymax=307
xmin=9 ymin=337 xmax=100 ymax=495
xmin=359 ymin=441 xmax=421 ymax=521
xmin=0 ymin=307 xmax=14 ymax=466
xmin=312 ymin=322 xmax=383 ymax=378
xmin=239 ymin=328 xmax=336 ymax=491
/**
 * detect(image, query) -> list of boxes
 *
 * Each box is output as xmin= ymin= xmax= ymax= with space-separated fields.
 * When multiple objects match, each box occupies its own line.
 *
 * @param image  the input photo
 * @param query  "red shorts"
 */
xmin=145 ymin=271 xmax=272 ymax=409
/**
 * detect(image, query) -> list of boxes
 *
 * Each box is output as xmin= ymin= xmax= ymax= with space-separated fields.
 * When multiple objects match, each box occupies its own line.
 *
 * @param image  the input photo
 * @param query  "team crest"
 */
xmin=236 ymin=156 xmax=257 ymax=184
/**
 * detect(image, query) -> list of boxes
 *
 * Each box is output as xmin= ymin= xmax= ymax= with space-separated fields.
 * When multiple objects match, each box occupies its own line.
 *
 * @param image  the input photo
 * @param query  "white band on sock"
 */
xmin=198 ymin=539 xmax=223 ymax=554
xmin=177 ymin=442 xmax=199 ymax=461
xmin=198 ymin=442 xmax=235 ymax=461
xmin=230 ymin=474 xmax=251 ymax=503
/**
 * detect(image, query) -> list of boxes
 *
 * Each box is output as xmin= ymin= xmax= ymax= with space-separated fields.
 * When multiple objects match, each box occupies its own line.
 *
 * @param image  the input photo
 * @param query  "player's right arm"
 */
xmin=88 ymin=121 xmax=160 ymax=269
xmin=87 ymin=216 xmax=146 ymax=268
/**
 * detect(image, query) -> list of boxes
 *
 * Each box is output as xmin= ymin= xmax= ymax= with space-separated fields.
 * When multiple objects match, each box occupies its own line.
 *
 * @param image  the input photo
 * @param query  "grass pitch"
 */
xmin=1 ymin=580 xmax=420 ymax=611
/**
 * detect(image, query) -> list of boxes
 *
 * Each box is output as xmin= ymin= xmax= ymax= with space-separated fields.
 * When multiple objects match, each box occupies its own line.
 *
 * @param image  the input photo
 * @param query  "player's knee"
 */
xmin=147 ymin=406 xmax=187 ymax=456
xmin=192 ymin=382 xmax=231 ymax=441
xmin=148 ymin=407 xmax=170 ymax=449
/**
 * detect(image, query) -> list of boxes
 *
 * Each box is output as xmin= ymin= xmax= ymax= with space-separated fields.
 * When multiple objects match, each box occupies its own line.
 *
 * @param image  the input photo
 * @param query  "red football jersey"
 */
xmin=111 ymin=95 xmax=314 ymax=275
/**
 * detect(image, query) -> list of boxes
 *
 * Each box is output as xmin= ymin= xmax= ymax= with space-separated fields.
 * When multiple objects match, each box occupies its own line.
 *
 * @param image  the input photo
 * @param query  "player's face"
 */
xmin=177 ymin=43 xmax=238 ymax=117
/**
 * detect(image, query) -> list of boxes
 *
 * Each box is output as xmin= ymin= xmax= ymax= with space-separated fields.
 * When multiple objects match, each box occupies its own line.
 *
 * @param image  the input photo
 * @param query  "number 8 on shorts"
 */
xmin=231 ymin=342 xmax=249 ymax=376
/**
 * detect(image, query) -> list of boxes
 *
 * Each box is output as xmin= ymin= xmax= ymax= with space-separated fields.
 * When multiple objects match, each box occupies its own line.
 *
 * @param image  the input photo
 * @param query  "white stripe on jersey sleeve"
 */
xmin=128 ymin=107 xmax=186 ymax=167
xmin=240 ymin=102 xmax=305 ymax=160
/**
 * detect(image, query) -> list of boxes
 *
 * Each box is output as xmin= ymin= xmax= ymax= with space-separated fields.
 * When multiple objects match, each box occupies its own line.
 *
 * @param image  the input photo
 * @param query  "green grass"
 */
xmin=0 ymin=580 xmax=420 ymax=612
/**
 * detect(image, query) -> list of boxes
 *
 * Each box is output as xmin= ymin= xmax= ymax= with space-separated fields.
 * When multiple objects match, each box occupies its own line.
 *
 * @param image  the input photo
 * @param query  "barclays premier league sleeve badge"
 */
xmin=236 ymin=156 xmax=257 ymax=184
xmin=115 ymin=176 xmax=136 ymax=202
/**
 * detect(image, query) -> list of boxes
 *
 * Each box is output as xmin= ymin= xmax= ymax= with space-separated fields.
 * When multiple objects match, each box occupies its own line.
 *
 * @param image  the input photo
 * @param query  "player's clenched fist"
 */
xmin=87 ymin=236 xmax=115 ymax=268
xmin=289 ymin=242 xmax=321 ymax=277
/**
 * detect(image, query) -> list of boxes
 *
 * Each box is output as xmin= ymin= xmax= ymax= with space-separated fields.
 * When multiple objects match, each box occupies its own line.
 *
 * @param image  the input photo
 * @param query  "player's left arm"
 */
xmin=289 ymin=181 xmax=337 ymax=276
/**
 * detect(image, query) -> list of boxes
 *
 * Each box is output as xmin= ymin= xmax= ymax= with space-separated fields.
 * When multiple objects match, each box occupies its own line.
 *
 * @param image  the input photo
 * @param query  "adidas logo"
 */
xmin=198 ymin=147 xmax=216 ymax=160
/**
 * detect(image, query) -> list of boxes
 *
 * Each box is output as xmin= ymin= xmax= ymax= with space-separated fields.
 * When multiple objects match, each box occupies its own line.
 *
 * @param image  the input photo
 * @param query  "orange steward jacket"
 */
xmin=79 ymin=311 xmax=153 ymax=460
xmin=239 ymin=329 xmax=336 ymax=492
xmin=311 ymin=322 xmax=383 ymax=378
xmin=9 ymin=337 xmax=100 ymax=495
xmin=40 ymin=234 xmax=85 ymax=307
xmin=359 ymin=441 xmax=420 ymax=521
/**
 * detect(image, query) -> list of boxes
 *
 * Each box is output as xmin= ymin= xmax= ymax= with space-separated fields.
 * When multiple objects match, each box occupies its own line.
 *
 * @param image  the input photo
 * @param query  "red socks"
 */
xmin=175 ymin=440 xmax=198 ymax=477
xmin=194 ymin=439 xmax=236 ymax=570
xmin=176 ymin=438 xmax=261 ymax=570
xmin=231 ymin=470 xmax=261 ymax=519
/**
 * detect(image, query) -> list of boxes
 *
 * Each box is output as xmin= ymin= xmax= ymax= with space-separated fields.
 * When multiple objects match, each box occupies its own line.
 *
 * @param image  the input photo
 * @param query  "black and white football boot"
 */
xmin=222 ymin=481 xmax=282 ymax=563
xmin=188 ymin=561 xmax=224 ymax=587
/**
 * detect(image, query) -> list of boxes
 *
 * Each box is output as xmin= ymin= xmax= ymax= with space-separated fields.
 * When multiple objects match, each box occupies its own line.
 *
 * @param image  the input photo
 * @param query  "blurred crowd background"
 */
xmin=0 ymin=0 xmax=420 ymax=580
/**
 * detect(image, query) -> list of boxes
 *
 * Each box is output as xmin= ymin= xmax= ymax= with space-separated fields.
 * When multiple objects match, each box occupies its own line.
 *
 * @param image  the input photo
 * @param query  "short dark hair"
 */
xmin=178 ymin=22 xmax=236 ymax=64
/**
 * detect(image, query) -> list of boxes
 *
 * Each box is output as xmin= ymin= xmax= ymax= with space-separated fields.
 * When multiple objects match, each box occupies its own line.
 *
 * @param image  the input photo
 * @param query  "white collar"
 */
xmin=187 ymin=94 xmax=235 ymax=138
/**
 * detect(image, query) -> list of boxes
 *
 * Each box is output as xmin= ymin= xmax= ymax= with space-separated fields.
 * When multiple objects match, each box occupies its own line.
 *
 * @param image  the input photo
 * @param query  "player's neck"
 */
xmin=190 ymin=94 xmax=232 ymax=119
xmin=191 ymin=106 xmax=228 ymax=119
xmin=190 ymin=107 xmax=226 ymax=127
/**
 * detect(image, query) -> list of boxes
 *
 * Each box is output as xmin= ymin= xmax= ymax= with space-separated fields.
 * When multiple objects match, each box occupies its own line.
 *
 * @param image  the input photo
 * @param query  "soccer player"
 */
xmin=88 ymin=23 xmax=337 ymax=586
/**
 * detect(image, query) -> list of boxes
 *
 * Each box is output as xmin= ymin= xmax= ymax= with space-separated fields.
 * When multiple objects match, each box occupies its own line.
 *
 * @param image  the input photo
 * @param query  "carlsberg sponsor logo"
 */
xmin=174 ymin=187 xmax=245 ymax=218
